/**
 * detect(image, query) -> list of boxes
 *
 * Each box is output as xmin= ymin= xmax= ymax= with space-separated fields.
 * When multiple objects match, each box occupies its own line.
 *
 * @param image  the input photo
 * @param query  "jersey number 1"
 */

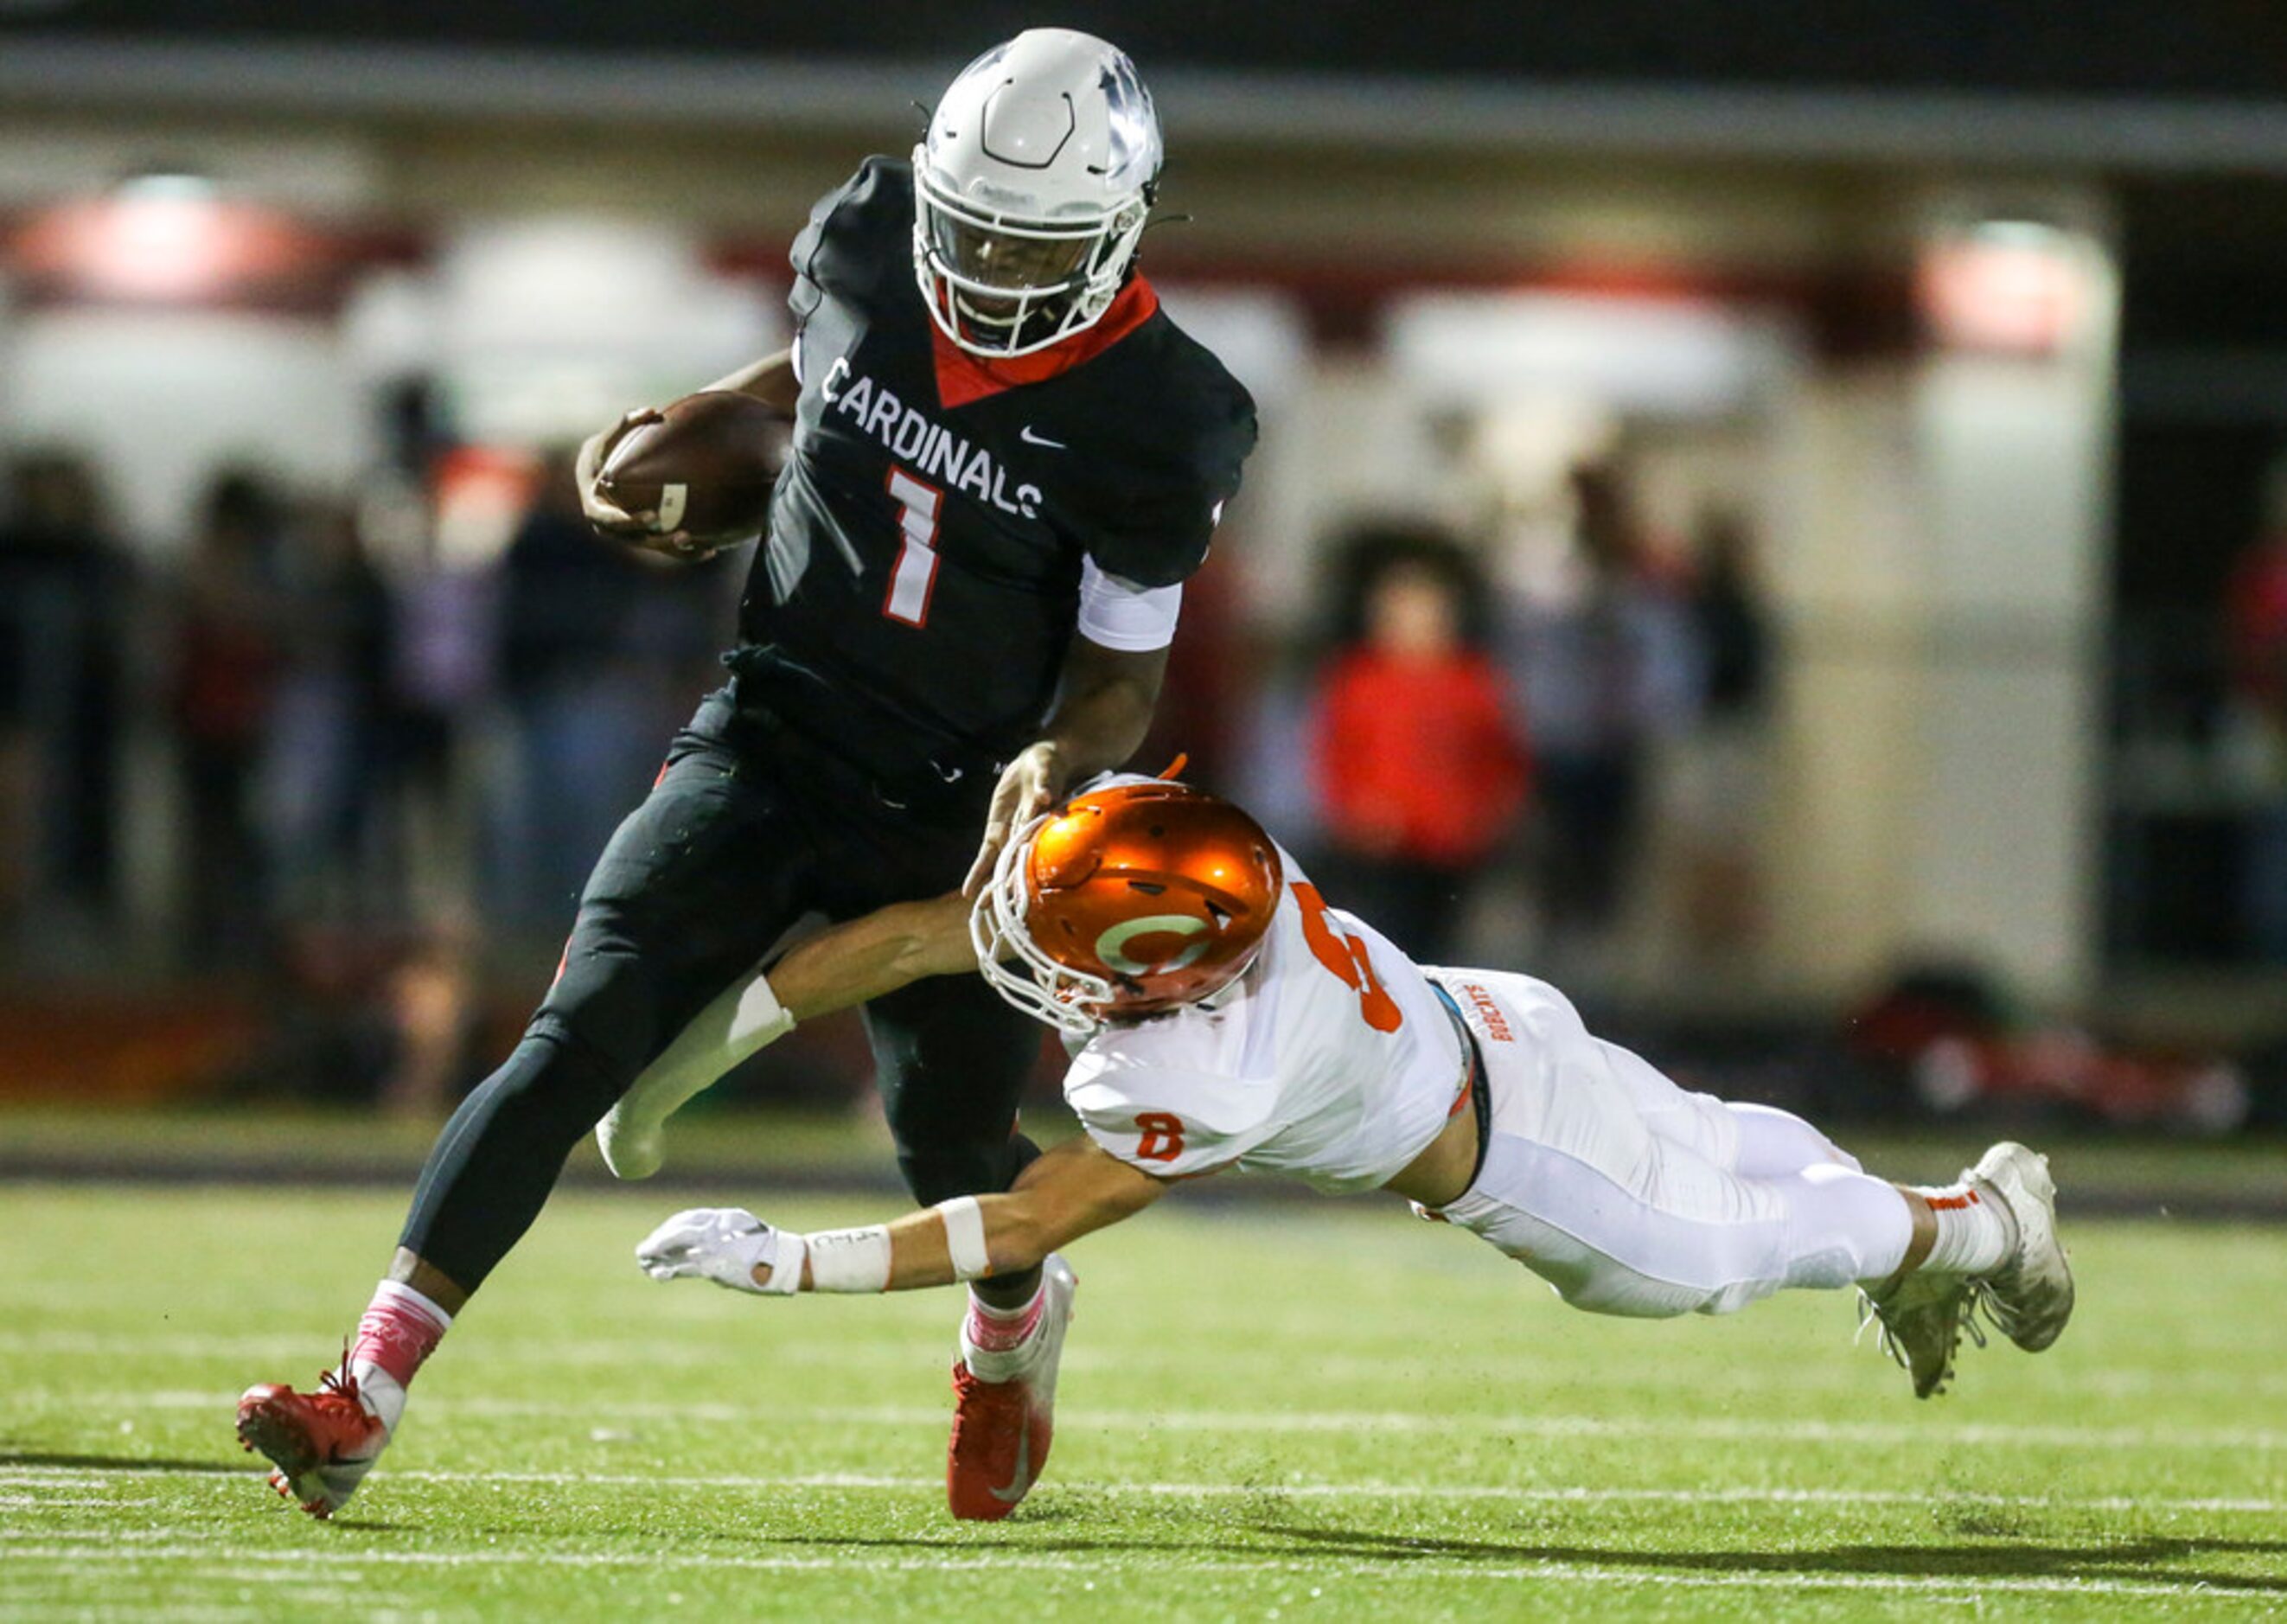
xmin=1293 ymin=882 xmax=1404 ymax=1033
xmin=883 ymin=466 xmax=942 ymax=627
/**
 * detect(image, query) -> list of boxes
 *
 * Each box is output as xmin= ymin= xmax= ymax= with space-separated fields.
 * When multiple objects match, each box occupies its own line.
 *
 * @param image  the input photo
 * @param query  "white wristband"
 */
xmin=802 ymin=1225 xmax=892 ymax=1292
xmin=936 ymin=1196 xmax=992 ymax=1281
xmin=753 ymin=1229 xmax=804 ymax=1295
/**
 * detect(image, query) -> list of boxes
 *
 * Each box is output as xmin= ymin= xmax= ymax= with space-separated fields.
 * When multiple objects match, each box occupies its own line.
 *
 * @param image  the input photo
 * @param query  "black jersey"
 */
xmin=731 ymin=157 xmax=1256 ymax=790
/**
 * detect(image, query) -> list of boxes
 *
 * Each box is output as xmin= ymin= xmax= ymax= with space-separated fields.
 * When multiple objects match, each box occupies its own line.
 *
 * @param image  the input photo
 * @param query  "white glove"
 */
xmin=635 ymin=1207 xmax=803 ymax=1295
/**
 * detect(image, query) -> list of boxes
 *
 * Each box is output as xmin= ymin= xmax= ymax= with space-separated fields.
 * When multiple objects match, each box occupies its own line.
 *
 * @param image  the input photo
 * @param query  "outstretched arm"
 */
xmin=596 ymin=891 xmax=977 ymax=1182
xmin=636 ymin=1135 xmax=1167 ymax=1296
xmin=768 ymin=892 xmax=975 ymax=1021
xmin=865 ymin=1135 xmax=1169 ymax=1288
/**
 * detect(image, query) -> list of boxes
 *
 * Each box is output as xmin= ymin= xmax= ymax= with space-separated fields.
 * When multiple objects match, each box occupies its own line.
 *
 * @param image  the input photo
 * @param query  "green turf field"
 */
xmin=3 ymin=1180 xmax=2283 ymax=1620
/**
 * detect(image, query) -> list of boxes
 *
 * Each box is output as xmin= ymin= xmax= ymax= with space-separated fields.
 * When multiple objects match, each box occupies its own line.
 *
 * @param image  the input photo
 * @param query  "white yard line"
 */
xmin=47 ymin=1390 xmax=2287 ymax=1452
xmin=17 ymin=1345 xmax=2287 ymax=1409
xmin=1 ymin=1465 xmax=2280 ymax=1514
xmin=13 ymin=1328 xmax=2287 ymax=1397
xmin=0 ymin=1539 xmax=2264 ymax=1602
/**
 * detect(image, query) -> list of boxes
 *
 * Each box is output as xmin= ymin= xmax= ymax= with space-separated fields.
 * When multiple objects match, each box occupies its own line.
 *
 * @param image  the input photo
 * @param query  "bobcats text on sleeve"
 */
xmin=1063 ymin=1051 xmax=1276 ymax=1179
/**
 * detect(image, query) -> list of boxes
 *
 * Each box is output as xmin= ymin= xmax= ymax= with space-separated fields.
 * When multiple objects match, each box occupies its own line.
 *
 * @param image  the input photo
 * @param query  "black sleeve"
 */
xmin=1083 ymin=371 xmax=1258 ymax=590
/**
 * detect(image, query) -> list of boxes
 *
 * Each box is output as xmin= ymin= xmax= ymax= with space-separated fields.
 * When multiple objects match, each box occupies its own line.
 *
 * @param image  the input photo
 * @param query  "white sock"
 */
xmin=1913 ymin=1181 xmax=2018 ymax=1275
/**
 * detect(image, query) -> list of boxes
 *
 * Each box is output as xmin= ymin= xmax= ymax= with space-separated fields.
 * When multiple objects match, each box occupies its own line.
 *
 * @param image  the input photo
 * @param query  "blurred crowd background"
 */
xmin=4 ymin=3 xmax=2287 ymax=1137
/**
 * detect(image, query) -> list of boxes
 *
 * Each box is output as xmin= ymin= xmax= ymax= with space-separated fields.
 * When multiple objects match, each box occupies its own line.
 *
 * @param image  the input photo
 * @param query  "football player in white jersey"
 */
xmin=632 ymin=779 xmax=2075 ymax=1513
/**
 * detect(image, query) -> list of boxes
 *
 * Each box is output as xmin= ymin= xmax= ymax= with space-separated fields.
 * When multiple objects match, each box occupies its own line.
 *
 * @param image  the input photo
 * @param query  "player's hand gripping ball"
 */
xmin=585 ymin=391 xmax=784 ymax=556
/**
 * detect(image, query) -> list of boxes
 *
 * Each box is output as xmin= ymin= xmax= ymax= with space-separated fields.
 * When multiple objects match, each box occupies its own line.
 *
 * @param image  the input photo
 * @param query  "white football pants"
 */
xmin=1429 ymin=971 xmax=1912 ymax=1319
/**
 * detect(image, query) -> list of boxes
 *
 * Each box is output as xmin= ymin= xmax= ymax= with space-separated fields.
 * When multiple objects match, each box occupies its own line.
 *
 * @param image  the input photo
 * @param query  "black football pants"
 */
xmin=399 ymin=690 xmax=1044 ymax=1294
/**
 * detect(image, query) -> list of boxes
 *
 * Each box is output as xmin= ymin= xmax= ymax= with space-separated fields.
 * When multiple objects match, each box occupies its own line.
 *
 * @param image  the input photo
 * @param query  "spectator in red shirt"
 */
xmin=1308 ymin=527 xmax=1529 ymax=964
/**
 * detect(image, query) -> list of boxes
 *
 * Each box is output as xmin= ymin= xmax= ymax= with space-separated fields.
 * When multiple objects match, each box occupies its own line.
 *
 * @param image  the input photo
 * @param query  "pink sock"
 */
xmin=348 ymin=1281 xmax=452 ymax=1431
xmin=964 ymin=1285 xmax=1046 ymax=1355
xmin=961 ymin=1282 xmax=1052 ymax=1382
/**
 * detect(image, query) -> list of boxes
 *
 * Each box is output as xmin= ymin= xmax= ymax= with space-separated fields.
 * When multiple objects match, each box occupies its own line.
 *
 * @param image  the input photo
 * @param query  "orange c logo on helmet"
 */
xmin=1094 ymin=915 xmax=1211 ymax=975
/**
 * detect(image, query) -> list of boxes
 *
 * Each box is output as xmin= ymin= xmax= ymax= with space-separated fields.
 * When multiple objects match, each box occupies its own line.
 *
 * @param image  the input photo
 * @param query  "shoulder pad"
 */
xmin=789 ymin=157 xmax=911 ymax=316
xmin=1078 ymin=332 xmax=1256 ymax=589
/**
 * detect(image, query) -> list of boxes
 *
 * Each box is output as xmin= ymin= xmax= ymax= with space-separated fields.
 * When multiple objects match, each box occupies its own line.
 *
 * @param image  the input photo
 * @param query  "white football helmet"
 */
xmin=912 ymin=29 xmax=1162 ymax=359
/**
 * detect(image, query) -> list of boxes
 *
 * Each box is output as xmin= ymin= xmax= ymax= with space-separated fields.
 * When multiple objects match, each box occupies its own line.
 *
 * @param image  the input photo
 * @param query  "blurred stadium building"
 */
xmin=2 ymin=3 xmax=2285 ymax=1130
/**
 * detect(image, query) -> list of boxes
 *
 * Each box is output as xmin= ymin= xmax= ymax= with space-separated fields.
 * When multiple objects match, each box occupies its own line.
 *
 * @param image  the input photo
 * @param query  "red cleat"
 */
xmin=946 ymin=1254 xmax=1075 ymax=1522
xmin=235 ymin=1365 xmax=388 ymax=1520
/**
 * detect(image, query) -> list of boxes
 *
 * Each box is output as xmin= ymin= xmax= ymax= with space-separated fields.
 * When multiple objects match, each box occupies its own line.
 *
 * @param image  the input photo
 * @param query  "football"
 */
xmin=593 ymin=390 xmax=785 ymax=543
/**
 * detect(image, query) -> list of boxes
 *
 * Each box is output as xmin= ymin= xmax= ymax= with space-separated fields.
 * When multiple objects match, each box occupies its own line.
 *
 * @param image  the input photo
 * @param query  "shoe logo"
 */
xmin=1019 ymin=425 xmax=1067 ymax=451
xmin=989 ymin=1424 xmax=1032 ymax=1504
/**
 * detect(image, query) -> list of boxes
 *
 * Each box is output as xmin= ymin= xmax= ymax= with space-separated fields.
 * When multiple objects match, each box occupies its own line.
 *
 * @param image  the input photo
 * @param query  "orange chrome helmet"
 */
xmin=972 ymin=780 xmax=1285 ymax=1033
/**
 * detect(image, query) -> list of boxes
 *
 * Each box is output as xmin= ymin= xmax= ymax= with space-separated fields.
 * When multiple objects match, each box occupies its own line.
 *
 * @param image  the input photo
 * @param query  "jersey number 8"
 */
xmin=1134 ymin=1111 xmax=1185 ymax=1162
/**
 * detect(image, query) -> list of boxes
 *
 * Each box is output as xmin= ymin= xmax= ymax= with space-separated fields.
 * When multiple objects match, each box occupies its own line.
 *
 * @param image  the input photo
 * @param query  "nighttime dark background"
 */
xmin=7 ymin=0 xmax=2287 ymax=98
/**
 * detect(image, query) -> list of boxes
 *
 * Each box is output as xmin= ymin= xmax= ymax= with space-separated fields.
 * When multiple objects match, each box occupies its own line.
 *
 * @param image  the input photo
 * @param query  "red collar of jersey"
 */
xmin=929 ymin=277 xmax=1159 ymax=410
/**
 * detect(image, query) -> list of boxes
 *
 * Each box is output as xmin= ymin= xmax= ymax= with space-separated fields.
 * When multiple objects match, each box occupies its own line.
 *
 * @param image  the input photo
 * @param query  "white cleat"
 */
xmin=1968 ymin=1141 xmax=2074 ymax=1352
xmin=1858 ymin=1267 xmax=1975 ymax=1399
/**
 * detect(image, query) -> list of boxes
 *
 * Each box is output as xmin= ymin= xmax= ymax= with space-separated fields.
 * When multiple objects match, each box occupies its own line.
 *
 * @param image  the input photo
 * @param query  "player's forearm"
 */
xmin=740 ymin=1193 xmax=1057 ymax=1295
xmin=790 ymin=1142 xmax=1166 ymax=1292
xmin=822 ymin=1196 xmax=1057 ymax=1292
xmin=700 ymin=348 xmax=800 ymax=415
xmin=642 ymin=1147 xmax=1166 ymax=1299
xmin=767 ymin=894 xmax=975 ymax=1022
xmin=1038 ymin=641 xmax=1168 ymax=778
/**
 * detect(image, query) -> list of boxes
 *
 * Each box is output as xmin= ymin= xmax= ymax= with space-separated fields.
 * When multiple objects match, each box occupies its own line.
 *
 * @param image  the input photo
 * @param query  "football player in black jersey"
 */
xmin=237 ymin=29 xmax=1256 ymax=1524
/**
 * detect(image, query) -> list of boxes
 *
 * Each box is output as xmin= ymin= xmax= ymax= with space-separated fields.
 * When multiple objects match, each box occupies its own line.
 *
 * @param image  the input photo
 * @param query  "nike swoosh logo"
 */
xmin=1019 ymin=426 xmax=1067 ymax=450
xmin=989 ymin=1424 xmax=1032 ymax=1503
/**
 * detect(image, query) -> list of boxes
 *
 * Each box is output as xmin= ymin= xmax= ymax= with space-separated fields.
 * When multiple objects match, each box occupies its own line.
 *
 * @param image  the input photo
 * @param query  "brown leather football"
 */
xmin=593 ymin=390 xmax=784 ymax=542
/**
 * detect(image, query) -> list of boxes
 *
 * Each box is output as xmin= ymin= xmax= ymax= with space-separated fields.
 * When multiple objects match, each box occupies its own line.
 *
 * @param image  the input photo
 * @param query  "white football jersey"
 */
xmin=1061 ymin=848 xmax=1468 ymax=1192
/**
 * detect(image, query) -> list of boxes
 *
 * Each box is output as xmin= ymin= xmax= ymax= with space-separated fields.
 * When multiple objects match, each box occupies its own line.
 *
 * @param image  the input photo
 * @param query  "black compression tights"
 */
xmin=395 ymin=1026 xmax=1050 ymax=1304
xmin=397 ymin=1031 xmax=623 ymax=1295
